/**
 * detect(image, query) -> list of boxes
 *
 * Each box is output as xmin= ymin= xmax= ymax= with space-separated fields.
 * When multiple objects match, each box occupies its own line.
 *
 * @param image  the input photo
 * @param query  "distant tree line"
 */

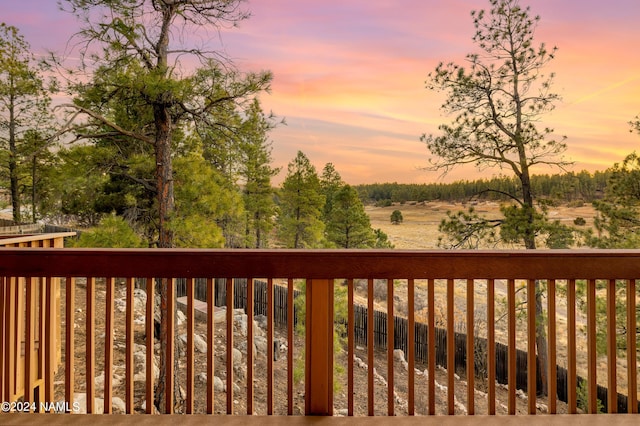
xmin=355 ymin=171 xmax=610 ymax=206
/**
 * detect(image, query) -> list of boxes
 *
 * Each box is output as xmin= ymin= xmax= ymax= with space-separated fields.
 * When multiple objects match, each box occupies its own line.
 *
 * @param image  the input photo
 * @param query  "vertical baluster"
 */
xmin=145 ymin=277 xmax=154 ymax=414
xmin=86 ymin=277 xmax=95 ymax=414
xmin=267 ymin=277 xmax=274 ymax=414
xmin=0 ymin=276 xmax=5 ymax=403
xmin=25 ymin=277 xmax=35 ymax=404
xmin=65 ymin=276 xmax=75 ymax=411
xmin=165 ymin=278 xmax=175 ymax=414
xmin=467 ymin=278 xmax=474 ymax=415
xmin=606 ymin=279 xmax=617 ymax=413
xmin=567 ymin=279 xmax=577 ymax=413
xmin=125 ymin=277 xmax=134 ymax=414
xmin=44 ymin=276 xmax=54 ymax=405
xmin=367 ymin=278 xmax=374 ymax=416
xmin=15 ymin=276 xmax=23 ymax=401
xmin=287 ymin=278 xmax=294 ymax=415
xmin=487 ymin=279 xmax=495 ymax=415
xmin=329 ymin=279 xmax=334 ymax=414
xmin=408 ymin=278 xmax=415 ymax=416
xmin=37 ymin=277 xmax=46 ymax=406
xmin=427 ymin=278 xmax=435 ymax=415
xmin=206 ymin=277 xmax=214 ymax=414
xmin=226 ymin=278 xmax=234 ymax=414
xmin=447 ymin=278 xmax=454 ymax=415
xmin=247 ymin=278 xmax=255 ymax=415
xmin=507 ymin=279 xmax=516 ymax=415
xmin=527 ymin=279 xmax=536 ymax=414
xmin=104 ymin=277 xmax=114 ymax=414
xmin=548 ymin=279 xmax=557 ymax=414
xmin=387 ymin=278 xmax=394 ymax=416
xmin=627 ymin=279 xmax=637 ymax=414
xmin=587 ymin=279 xmax=597 ymax=414
xmin=348 ymin=278 xmax=355 ymax=416
xmin=186 ymin=278 xmax=195 ymax=414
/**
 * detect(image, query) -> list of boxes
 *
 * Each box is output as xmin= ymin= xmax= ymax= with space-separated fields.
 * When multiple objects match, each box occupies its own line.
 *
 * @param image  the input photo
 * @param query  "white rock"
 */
xmin=176 ymin=309 xmax=187 ymax=325
xmin=73 ymin=393 xmax=104 ymax=414
xmin=194 ymin=333 xmax=207 ymax=353
xmin=213 ymin=307 xmax=227 ymax=323
xmin=236 ymin=313 xmax=248 ymax=336
xmin=133 ymin=288 xmax=147 ymax=310
xmin=393 ymin=349 xmax=406 ymax=363
xmin=232 ymin=347 xmax=242 ymax=365
xmin=111 ymin=397 xmax=126 ymax=414
xmin=254 ymin=336 xmax=268 ymax=354
xmin=214 ymin=376 xmax=224 ymax=392
xmin=140 ymin=400 xmax=159 ymax=414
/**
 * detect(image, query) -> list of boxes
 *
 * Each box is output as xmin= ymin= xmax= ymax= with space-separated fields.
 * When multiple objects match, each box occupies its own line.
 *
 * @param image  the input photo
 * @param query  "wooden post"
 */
xmin=0 ymin=276 xmax=5 ymax=402
xmin=305 ymin=278 xmax=333 ymax=415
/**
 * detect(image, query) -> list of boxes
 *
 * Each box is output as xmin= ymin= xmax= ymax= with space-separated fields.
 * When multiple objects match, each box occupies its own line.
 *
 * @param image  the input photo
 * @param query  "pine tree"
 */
xmin=320 ymin=162 xmax=344 ymax=221
xmin=325 ymin=184 xmax=376 ymax=248
xmin=0 ymin=24 xmax=53 ymax=223
xmin=422 ymin=0 xmax=570 ymax=395
xmin=277 ymin=151 xmax=325 ymax=248
xmin=240 ymin=101 xmax=279 ymax=248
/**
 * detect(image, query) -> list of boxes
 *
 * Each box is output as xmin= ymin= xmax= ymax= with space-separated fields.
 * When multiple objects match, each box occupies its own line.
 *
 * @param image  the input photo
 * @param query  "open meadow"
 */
xmin=367 ymin=200 xmax=639 ymax=404
xmin=366 ymin=201 xmax=598 ymax=249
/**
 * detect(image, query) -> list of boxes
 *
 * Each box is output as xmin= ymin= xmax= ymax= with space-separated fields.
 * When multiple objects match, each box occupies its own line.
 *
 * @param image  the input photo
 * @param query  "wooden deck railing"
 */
xmin=0 ymin=249 xmax=638 ymax=417
xmin=0 ymin=233 xmax=75 ymax=405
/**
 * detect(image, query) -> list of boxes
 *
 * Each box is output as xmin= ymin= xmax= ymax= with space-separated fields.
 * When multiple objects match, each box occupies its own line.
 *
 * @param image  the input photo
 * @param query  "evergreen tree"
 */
xmin=56 ymin=0 xmax=271 ymax=249
xmin=580 ymin=152 xmax=640 ymax=358
xmin=42 ymin=145 xmax=111 ymax=227
xmin=240 ymin=100 xmax=279 ymax=248
xmin=390 ymin=210 xmax=403 ymax=225
xmin=373 ymin=228 xmax=394 ymax=248
xmin=421 ymin=0 xmax=571 ymax=395
xmin=71 ymin=213 xmax=145 ymax=248
xmin=277 ymin=151 xmax=325 ymax=248
xmin=325 ymin=184 xmax=376 ymax=248
xmin=320 ymin=162 xmax=344 ymax=221
xmin=587 ymin=152 xmax=640 ymax=248
xmin=171 ymin=154 xmax=243 ymax=248
xmin=0 ymin=23 xmax=54 ymax=223
xmin=54 ymin=2 xmax=271 ymax=409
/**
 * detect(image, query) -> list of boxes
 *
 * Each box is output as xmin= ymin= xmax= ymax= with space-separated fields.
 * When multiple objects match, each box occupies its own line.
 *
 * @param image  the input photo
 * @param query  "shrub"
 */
xmin=390 ymin=209 xmax=403 ymax=225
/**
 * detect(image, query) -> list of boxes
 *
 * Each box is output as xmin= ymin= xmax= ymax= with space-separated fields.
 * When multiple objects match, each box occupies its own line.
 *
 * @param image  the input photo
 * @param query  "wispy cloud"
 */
xmin=6 ymin=0 xmax=640 ymax=183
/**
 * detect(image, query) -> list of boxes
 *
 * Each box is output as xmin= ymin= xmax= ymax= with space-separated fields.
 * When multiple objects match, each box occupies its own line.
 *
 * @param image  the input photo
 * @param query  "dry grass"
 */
xmin=368 ymin=201 xmax=639 ymax=404
xmin=367 ymin=200 xmax=597 ymax=249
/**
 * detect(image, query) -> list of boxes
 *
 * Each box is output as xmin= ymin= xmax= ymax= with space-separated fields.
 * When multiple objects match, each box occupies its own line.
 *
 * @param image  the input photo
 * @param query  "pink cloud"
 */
xmin=5 ymin=0 xmax=640 ymax=183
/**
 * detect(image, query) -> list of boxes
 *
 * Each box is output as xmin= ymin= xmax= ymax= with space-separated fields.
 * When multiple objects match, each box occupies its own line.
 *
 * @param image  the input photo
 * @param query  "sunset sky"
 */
xmin=4 ymin=1 xmax=640 ymax=184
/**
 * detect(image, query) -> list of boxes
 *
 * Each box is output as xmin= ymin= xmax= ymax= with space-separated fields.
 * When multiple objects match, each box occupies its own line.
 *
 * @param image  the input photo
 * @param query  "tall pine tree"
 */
xmin=240 ymin=100 xmax=279 ymax=248
xmin=325 ymin=184 xmax=376 ymax=248
xmin=0 ymin=24 xmax=53 ymax=223
xmin=277 ymin=151 xmax=325 ymax=248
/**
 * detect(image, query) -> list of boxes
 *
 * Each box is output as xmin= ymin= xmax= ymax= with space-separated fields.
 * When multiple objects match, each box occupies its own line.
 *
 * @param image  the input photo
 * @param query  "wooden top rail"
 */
xmin=0 ymin=233 xmax=76 ymax=247
xmin=2 ymin=248 xmax=640 ymax=279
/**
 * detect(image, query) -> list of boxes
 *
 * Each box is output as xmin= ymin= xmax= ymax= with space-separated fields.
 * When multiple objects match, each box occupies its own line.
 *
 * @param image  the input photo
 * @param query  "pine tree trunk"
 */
xmin=522 ymin=174 xmax=550 ymax=397
xmin=535 ymin=280 xmax=549 ymax=396
xmin=8 ymin=97 xmax=21 ymax=224
xmin=153 ymin=103 xmax=182 ymax=412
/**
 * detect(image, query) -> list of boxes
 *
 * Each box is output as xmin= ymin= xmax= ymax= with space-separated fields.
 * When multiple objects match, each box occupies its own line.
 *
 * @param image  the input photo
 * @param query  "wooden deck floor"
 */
xmin=1 ymin=414 xmax=638 ymax=425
